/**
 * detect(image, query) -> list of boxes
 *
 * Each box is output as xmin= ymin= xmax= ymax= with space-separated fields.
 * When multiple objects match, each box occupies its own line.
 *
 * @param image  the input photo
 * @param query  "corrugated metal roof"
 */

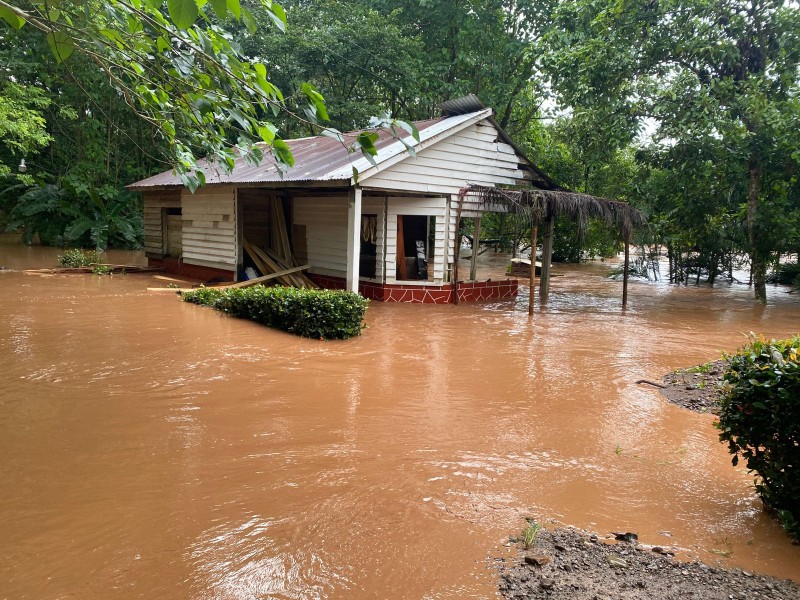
xmin=127 ymin=109 xmax=492 ymax=190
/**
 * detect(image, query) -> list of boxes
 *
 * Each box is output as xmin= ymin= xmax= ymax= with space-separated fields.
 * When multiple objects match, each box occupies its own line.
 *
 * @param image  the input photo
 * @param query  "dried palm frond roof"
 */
xmin=465 ymin=185 xmax=647 ymax=239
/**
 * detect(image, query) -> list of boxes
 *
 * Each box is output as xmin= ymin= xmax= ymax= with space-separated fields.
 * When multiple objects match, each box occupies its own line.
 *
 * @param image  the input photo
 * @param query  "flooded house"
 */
xmin=127 ymin=97 xmax=564 ymax=303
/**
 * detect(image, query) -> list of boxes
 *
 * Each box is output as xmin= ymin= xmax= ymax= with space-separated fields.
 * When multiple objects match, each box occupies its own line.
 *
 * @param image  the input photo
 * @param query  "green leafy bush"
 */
xmin=717 ymin=335 xmax=800 ymax=539
xmin=57 ymin=248 xmax=101 ymax=267
xmin=766 ymin=262 xmax=800 ymax=286
xmin=182 ymin=285 xmax=369 ymax=340
xmin=91 ymin=264 xmax=113 ymax=275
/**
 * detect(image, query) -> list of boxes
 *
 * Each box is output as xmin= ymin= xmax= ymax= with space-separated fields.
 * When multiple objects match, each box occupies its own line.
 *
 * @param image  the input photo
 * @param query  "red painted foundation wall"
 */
xmin=148 ymin=257 xmax=235 ymax=282
xmin=148 ymin=258 xmax=518 ymax=304
xmin=308 ymin=274 xmax=518 ymax=304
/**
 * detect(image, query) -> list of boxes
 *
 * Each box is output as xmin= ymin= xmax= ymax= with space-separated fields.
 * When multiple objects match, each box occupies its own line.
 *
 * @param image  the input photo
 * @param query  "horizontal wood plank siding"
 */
xmin=361 ymin=121 xmax=527 ymax=197
xmin=181 ymin=185 xmax=236 ymax=271
xmin=293 ymin=195 xmax=349 ymax=277
xmin=143 ymin=190 xmax=181 ymax=257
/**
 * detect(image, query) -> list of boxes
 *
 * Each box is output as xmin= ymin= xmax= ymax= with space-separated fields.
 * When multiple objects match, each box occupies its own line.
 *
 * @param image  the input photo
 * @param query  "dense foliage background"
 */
xmin=1 ymin=0 xmax=798 ymax=300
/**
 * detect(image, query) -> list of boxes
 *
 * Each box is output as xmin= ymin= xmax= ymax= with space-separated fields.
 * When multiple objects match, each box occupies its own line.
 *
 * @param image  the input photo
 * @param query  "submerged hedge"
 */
xmin=182 ymin=285 xmax=369 ymax=340
xmin=717 ymin=335 xmax=800 ymax=540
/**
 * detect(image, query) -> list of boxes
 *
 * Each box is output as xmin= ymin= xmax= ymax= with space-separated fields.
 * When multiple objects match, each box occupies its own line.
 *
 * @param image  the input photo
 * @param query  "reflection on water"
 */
xmin=1 ymin=234 xmax=799 ymax=599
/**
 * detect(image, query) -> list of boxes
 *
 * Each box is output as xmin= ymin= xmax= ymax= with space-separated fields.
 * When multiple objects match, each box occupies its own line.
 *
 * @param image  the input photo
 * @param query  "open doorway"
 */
xmin=360 ymin=214 xmax=378 ymax=279
xmin=162 ymin=207 xmax=182 ymax=257
xmin=396 ymin=215 xmax=434 ymax=280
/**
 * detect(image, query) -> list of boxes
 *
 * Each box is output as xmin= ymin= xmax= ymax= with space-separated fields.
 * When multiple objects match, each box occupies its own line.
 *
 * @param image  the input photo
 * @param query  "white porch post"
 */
xmin=346 ymin=186 xmax=362 ymax=293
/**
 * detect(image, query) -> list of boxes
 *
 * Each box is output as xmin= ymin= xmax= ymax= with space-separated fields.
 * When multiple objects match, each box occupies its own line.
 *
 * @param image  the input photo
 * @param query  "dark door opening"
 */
xmin=360 ymin=214 xmax=378 ymax=279
xmin=396 ymin=215 xmax=432 ymax=280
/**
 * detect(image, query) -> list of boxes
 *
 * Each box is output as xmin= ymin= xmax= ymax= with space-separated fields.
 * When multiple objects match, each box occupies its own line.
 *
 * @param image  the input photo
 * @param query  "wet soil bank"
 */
xmin=658 ymin=359 xmax=728 ymax=413
xmin=502 ymin=356 xmax=800 ymax=599
xmin=500 ymin=527 xmax=800 ymax=600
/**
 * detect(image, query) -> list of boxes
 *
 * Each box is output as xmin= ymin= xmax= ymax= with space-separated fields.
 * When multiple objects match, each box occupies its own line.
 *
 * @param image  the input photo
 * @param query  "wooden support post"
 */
xmin=539 ymin=213 xmax=555 ymax=304
xmin=529 ymin=221 xmax=538 ymax=316
xmin=346 ymin=186 xmax=362 ymax=293
xmin=452 ymin=191 xmax=466 ymax=304
xmin=622 ymin=231 xmax=630 ymax=307
xmin=469 ymin=216 xmax=481 ymax=281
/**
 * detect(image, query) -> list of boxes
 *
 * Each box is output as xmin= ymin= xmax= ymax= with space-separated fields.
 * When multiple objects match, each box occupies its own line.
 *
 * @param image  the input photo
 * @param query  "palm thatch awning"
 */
xmin=462 ymin=184 xmax=646 ymax=239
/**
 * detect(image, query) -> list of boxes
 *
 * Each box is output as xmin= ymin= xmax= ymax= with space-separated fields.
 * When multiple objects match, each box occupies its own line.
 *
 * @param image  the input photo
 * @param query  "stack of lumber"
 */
xmin=148 ymin=261 xmax=313 ymax=292
xmin=239 ymin=197 xmax=317 ymax=289
xmin=25 ymin=265 xmax=164 ymax=275
xmin=243 ymin=238 xmax=317 ymax=289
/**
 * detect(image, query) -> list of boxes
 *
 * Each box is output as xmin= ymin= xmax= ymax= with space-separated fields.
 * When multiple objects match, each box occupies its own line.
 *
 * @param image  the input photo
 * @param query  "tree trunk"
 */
xmin=622 ymin=232 xmax=630 ymax=307
xmin=748 ymin=156 xmax=767 ymax=303
xmin=667 ymin=243 xmax=674 ymax=283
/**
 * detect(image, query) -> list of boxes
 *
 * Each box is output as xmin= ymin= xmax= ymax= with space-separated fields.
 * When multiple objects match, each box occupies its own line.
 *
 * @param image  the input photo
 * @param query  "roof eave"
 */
xmin=486 ymin=116 xmax=560 ymax=191
xmin=337 ymin=108 xmax=495 ymax=185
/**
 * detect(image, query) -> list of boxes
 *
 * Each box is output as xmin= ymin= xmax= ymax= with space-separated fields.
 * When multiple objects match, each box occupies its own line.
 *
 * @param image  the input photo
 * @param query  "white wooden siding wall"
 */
xmin=181 ymin=185 xmax=237 ymax=271
xmin=385 ymin=197 xmax=447 ymax=284
xmin=445 ymin=194 xmax=495 ymax=269
xmin=362 ymin=196 xmax=385 ymax=281
xmin=293 ymin=195 xmax=349 ymax=277
xmin=293 ymin=195 xmax=386 ymax=280
xmin=361 ymin=121 xmax=526 ymax=199
xmin=143 ymin=192 xmax=181 ymax=256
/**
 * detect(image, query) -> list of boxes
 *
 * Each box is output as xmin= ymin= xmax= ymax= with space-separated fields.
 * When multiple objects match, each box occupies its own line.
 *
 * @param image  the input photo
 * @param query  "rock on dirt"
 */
xmin=499 ymin=527 xmax=800 ymax=600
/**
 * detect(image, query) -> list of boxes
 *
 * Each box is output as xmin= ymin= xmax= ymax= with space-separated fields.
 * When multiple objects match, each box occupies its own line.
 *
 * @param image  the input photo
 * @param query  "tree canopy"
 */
xmin=542 ymin=0 xmax=800 ymax=301
xmin=1 ymin=0 xmax=798 ymax=301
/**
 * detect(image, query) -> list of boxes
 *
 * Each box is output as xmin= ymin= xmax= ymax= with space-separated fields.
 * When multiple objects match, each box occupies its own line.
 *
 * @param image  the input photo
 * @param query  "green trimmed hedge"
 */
xmin=717 ymin=335 xmax=800 ymax=540
xmin=182 ymin=285 xmax=369 ymax=340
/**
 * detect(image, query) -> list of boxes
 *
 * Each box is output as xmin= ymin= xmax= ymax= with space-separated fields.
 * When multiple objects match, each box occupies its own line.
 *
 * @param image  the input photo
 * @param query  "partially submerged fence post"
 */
xmin=469 ymin=216 xmax=481 ymax=281
xmin=622 ymin=229 xmax=630 ymax=307
xmin=529 ymin=220 xmax=538 ymax=316
xmin=539 ymin=212 xmax=555 ymax=304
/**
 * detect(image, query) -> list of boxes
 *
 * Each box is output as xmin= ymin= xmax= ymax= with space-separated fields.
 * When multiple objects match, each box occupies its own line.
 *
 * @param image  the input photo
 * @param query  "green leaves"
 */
xmin=167 ymin=0 xmax=199 ymax=29
xmin=183 ymin=285 xmax=369 ymax=339
xmin=46 ymin=30 xmax=73 ymax=62
xmin=394 ymin=119 xmax=420 ymax=142
xmin=356 ymin=132 xmax=379 ymax=152
xmin=226 ymin=0 xmax=241 ymax=19
xmin=354 ymin=132 xmax=379 ymax=166
xmin=272 ymin=139 xmax=294 ymax=167
xmin=0 ymin=0 xmax=437 ymax=192
xmin=718 ymin=334 xmax=800 ymax=540
xmin=0 ymin=0 xmax=301 ymax=183
xmin=241 ymin=6 xmax=257 ymax=33
xmin=540 ymin=0 xmax=800 ymax=298
xmin=257 ymin=122 xmax=277 ymax=144
xmin=264 ymin=2 xmax=286 ymax=33
xmin=0 ymin=5 xmax=25 ymax=29
xmin=301 ymin=83 xmax=329 ymax=122
xmin=209 ymin=0 xmax=227 ymax=19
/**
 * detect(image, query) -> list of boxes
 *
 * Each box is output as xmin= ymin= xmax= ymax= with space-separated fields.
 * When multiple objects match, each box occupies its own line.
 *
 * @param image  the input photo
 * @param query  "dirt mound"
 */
xmin=659 ymin=359 xmax=728 ymax=414
xmin=499 ymin=527 xmax=799 ymax=599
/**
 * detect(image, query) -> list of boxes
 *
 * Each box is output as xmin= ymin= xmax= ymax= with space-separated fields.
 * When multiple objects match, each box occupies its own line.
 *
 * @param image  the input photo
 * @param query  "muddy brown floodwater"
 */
xmin=1 ymin=234 xmax=799 ymax=599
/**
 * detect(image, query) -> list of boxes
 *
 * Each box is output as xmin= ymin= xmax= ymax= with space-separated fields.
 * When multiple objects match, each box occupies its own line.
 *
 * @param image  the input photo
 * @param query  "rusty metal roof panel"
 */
xmin=127 ymin=114 xmax=478 ymax=191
